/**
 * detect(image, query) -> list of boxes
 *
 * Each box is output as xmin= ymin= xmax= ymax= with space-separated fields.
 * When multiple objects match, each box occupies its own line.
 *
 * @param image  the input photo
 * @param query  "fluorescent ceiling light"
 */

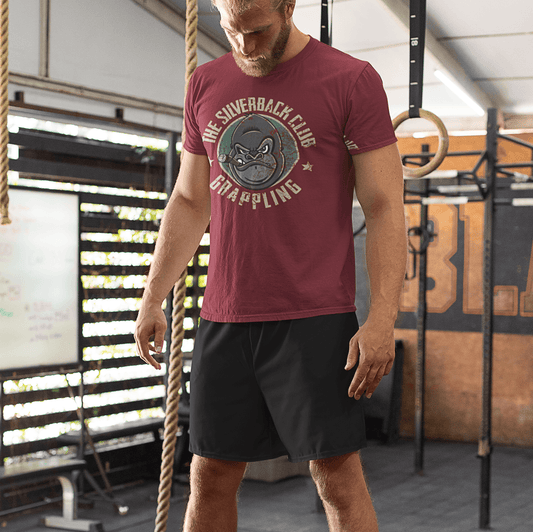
xmin=434 ymin=69 xmax=485 ymax=117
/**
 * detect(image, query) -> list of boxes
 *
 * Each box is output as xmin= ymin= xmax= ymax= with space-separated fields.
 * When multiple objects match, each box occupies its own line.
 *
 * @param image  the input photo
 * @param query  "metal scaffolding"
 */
xmin=401 ymin=108 xmax=533 ymax=530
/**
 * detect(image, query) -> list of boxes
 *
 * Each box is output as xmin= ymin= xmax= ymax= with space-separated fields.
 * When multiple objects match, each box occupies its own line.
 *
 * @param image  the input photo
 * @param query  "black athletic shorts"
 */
xmin=189 ymin=312 xmax=366 ymax=463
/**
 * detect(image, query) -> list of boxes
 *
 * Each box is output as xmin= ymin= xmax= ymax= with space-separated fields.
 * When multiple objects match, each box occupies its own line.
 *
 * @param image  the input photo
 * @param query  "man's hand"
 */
xmin=134 ymin=299 xmax=167 ymax=370
xmin=132 ymin=151 xmax=210 ymax=371
xmin=345 ymin=319 xmax=395 ymax=400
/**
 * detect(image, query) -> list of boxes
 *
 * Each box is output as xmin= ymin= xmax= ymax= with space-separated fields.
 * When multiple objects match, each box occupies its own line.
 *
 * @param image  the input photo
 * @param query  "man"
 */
xmin=135 ymin=0 xmax=407 ymax=530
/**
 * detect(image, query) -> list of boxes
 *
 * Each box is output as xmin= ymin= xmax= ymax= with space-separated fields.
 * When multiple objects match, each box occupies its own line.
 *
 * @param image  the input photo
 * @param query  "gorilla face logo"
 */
xmin=218 ymin=115 xmax=285 ymax=190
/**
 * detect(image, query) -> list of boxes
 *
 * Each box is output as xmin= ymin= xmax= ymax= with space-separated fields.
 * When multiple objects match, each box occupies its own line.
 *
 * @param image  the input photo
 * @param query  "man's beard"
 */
xmin=232 ymin=21 xmax=291 ymax=77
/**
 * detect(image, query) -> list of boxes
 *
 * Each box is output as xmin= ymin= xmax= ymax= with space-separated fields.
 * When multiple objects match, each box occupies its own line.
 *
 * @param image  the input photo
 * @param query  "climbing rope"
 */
xmin=1 ymin=0 xmax=11 ymax=225
xmin=183 ymin=0 xmax=198 ymax=118
xmin=154 ymin=275 xmax=187 ymax=532
xmin=153 ymin=0 xmax=198 ymax=529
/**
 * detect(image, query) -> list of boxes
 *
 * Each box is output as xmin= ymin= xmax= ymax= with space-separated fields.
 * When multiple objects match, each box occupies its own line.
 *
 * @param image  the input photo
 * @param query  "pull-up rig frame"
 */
xmin=401 ymin=107 xmax=533 ymax=530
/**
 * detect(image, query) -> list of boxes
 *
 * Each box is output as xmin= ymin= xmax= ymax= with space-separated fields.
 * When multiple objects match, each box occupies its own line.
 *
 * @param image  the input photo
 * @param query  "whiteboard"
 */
xmin=0 ymin=188 xmax=79 ymax=371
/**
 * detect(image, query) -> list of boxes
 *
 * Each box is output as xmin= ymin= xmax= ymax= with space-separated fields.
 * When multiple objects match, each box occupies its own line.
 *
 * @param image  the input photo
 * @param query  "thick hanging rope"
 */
xmin=154 ymin=274 xmax=187 ymax=532
xmin=154 ymin=0 xmax=198 ymax=530
xmin=183 ymin=0 xmax=198 ymax=118
xmin=1 ymin=0 xmax=11 ymax=225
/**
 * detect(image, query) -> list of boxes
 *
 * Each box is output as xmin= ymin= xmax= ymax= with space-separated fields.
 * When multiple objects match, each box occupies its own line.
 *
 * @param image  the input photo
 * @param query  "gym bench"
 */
xmin=0 ymin=457 xmax=103 ymax=531
xmin=57 ymin=418 xmax=167 ymax=514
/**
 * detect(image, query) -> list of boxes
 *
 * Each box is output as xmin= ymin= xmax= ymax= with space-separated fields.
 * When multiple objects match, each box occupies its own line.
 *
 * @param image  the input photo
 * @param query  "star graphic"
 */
xmin=302 ymin=162 xmax=313 ymax=171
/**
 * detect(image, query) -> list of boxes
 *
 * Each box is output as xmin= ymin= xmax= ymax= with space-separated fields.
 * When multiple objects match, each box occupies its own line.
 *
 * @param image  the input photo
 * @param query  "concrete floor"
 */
xmin=2 ymin=440 xmax=532 ymax=532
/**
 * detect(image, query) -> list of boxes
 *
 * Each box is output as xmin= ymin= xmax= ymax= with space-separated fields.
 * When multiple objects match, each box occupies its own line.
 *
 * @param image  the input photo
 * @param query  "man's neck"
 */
xmin=279 ymin=25 xmax=310 ymax=64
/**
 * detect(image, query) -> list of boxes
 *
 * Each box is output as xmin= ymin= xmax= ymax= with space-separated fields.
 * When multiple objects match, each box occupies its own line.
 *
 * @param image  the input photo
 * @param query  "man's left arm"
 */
xmin=346 ymin=143 xmax=407 ymax=400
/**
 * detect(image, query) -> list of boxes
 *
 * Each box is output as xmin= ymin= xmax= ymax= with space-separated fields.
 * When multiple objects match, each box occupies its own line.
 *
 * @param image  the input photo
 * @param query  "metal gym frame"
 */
xmin=402 ymin=107 xmax=533 ymax=530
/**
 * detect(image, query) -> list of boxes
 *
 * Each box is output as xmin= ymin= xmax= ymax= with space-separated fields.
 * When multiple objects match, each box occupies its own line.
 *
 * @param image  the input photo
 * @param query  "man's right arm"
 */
xmin=134 ymin=149 xmax=211 ymax=369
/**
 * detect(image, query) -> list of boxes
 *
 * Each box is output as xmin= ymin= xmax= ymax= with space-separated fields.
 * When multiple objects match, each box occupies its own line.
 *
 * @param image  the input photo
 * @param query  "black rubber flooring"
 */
xmin=2 ymin=440 xmax=532 ymax=532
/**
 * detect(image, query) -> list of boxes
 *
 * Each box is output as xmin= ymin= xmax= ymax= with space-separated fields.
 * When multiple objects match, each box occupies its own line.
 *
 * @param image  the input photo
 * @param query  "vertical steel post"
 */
xmin=0 ymin=377 xmax=4 ymax=516
xmin=0 ymin=378 xmax=4 ymax=465
xmin=77 ymin=374 xmax=86 ymax=495
xmin=191 ymin=250 xmax=200 ymax=337
xmin=320 ymin=0 xmax=329 ymax=45
xmin=479 ymin=108 xmax=498 ymax=529
xmin=39 ymin=0 xmax=50 ymax=78
xmin=77 ymin=376 xmax=85 ymax=461
xmin=165 ymin=132 xmax=179 ymax=200
xmin=414 ymin=145 xmax=430 ymax=475
xmin=76 ymin=195 xmax=85 ymax=491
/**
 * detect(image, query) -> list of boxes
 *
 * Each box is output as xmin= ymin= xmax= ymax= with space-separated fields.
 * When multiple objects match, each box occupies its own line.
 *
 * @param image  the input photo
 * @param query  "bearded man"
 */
xmin=135 ymin=0 xmax=407 ymax=530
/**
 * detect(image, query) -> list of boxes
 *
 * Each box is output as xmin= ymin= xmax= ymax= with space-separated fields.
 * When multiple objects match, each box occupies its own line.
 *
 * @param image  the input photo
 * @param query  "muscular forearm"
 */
xmin=352 ymin=144 xmax=407 ymax=327
xmin=347 ymin=143 xmax=406 ymax=399
xmin=345 ymin=199 xmax=406 ymax=399
xmin=143 ymin=191 xmax=210 ymax=305
xmin=364 ymin=205 xmax=407 ymax=325
xmin=135 ymin=151 xmax=210 ymax=368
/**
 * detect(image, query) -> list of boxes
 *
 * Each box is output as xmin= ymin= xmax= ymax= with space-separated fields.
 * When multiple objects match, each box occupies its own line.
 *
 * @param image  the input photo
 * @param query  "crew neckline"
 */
xmin=273 ymin=35 xmax=317 ymax=73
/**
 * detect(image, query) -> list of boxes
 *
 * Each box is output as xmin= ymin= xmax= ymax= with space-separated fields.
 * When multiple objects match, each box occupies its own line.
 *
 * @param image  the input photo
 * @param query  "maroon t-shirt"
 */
xmin=184 ymin=37 xmax=397 ymax=322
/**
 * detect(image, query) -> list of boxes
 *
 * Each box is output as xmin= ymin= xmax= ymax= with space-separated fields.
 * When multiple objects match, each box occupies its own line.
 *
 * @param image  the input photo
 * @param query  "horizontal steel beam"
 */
xmin=81 ymin=215 xmax=160 ymax=233
xmin=9 ymin=129 xmax=164 ymax=163
xmin=131 ymin=0 xmax=229 ymax=58
xmin=9 ymin=101 xmax=178 ymax=138
xmin=10 ymin=72 xmax=183 ymax=117
xmin=79 ymin=192 xmax=166 ymax=208
xmin=10 ymin=156 xmax=163 ymax=190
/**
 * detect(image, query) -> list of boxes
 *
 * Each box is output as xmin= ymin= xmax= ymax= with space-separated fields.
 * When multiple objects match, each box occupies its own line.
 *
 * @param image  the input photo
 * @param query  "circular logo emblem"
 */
xmin=217 ymin=114 xmax=299 ymax=191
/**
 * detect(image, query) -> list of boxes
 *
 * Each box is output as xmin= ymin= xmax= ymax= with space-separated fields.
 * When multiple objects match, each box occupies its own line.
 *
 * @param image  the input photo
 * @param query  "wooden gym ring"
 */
xmin=392 ymin=109 xmax=450 ymax=178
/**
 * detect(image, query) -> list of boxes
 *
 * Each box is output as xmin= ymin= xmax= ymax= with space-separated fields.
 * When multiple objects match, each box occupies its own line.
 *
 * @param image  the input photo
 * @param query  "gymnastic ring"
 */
xmin=392 ymin=109 xmax=450 ymax=178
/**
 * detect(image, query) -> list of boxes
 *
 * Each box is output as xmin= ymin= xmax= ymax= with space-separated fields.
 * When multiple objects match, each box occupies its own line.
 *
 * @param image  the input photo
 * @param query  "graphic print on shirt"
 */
xmin=202 ymin=97 xmax=317 ymax=210
xmin=217 ymin=114 xmax=298 ymax=191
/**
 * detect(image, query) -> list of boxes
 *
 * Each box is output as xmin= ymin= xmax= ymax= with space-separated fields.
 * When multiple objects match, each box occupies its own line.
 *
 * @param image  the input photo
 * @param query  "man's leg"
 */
xmin=183 ymin=455 xmax=247 ymax=532
xmin=310 ymin=452 xmax=378 ymax=532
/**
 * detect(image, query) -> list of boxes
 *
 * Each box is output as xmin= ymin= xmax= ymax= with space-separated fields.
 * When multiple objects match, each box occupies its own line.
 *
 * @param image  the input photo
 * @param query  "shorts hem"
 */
xmin=287 ymin=442 xmax=367 ymax=463
xmin=189 ymin=447 xmax=288 ymax=463
xmin=189 ymin=442 xmax=367 ymax=464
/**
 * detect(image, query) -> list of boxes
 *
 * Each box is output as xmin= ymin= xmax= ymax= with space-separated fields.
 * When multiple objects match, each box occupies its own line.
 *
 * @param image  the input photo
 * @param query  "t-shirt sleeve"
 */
xmin=344 ymin=63 xmax=397 ymax=155
xmin=183 ymin=70 xmax=208 ymax=156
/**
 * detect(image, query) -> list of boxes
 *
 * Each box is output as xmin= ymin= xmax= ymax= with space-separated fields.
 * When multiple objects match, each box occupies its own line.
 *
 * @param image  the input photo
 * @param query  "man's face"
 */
xmin=217 ymin=0 xmax=292 ymax=77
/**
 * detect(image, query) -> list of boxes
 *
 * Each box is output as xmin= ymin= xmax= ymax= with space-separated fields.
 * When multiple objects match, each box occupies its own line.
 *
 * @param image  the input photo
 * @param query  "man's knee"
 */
xmin=310 ymin=452 xmax=366 ymax=508
xmin=190 ymin=455 xmax=247 ymax=498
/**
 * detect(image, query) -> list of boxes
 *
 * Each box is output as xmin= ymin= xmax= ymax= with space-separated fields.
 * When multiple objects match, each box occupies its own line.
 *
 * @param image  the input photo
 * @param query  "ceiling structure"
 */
xmin=141 ymin=0 xmax=533 ymax=134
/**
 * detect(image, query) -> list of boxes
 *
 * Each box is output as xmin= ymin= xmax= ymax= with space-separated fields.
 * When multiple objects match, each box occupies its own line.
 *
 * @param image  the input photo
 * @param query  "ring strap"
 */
xmin=409 ymin=0 xmax=427 ymax=118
